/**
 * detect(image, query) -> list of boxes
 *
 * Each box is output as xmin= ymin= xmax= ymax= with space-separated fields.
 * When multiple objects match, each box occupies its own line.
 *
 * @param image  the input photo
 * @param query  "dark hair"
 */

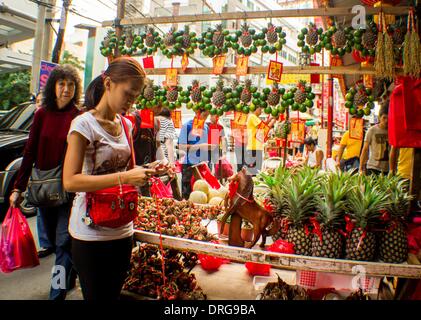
xmin=84 ymin=57 xmax=146 ymax=110
xmin=160 ymin=107 xmax=171 ymax=118
xmin=304 ymin=137 xmax=316 ymax=146
xmin=42 ymin=64 xmax=82 ymax=111
xmin=379 ymin=99 xmax=389 ymax=118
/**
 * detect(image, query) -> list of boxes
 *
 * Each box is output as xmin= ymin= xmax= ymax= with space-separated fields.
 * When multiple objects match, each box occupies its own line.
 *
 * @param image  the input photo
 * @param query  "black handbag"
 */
xmin=26 ymin=165 xmax=69 ymax=207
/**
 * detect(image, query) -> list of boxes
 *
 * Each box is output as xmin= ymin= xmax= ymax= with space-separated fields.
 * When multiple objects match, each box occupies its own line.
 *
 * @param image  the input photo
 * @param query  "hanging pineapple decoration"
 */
xmin=165 ymin=25 xmax=197 ymax=58
xmin=353 ymin=17 xmax=377 ymax=62
xmin=267 ymin=83 xmax=282 ymax=108
xmin=403 ymin=8 xmax=421 ymax=78
xmin=228 ymin=22 xmax=256 ymax=57
xmin=136 ymin=81 xmax=162 ymax=110
xmin=141 ymin=26 xmax=162 ymax=56
xmin=165 ymin=84 xmax=181 ymax=110
xmin=297 ymin=22 xmax=324 ymax=55
xmin=198 ymin=25 xmax=230 ymax=58
xmin=211 ymin=78 xmax=226 ymax=114
xmin=143 ymin=80 xmax=155 ymax=101
xmin=161 ymin=26 xmax=178 ymax=58
xmin=285 ymin=80 xmax=316 ymax=113
xmin=321 ymin=23 xmax=354 ymax=57
xmin=374 ymin=11 xmax=394 ymax=81
xmin=344 ymin=81 xmax=375 ymax=118
xmin=258 ymin=22 xmax=287 ymax=54
xmin=100 ymin=29 xmax=117 ymax=59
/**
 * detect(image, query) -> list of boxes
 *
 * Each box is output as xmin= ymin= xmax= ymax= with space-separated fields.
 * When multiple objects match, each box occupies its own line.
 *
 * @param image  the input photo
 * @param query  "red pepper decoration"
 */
xmin=310 ymin=217 xmax=323 ymax=244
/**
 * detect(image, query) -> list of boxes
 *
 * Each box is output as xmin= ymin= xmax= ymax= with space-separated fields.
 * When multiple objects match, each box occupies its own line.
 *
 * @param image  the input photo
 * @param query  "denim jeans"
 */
xmin=245 ymin=149 xmax=263 ymax=176
xmin=234 ymin=145 xmax=247 ymax=172
xmin=38 ymin=203 xmax=74 ymax=300
xmin=36 ymin=209 xmax=53 ymax=249
xmin=340 ymin=157 xmax=360 ymax=173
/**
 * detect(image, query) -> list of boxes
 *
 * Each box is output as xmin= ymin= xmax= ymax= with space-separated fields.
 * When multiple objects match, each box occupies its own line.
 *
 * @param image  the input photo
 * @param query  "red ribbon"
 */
xmin=263 ymin=199 xmax=275 ymax=213
xmin=228 ymin=181 xmax=239 ymax=200
xmin=304 ymin=224 xmax=310 ymax=237
xmin=310 ymin=217 xmax=323 ymax=244
xmin=356 ymin=228 xmax=367 ymax=251
xmin=380 ymin=210 xmax=390 ymax=222
xmin=344 ymin=215 xmax=355 ymax=237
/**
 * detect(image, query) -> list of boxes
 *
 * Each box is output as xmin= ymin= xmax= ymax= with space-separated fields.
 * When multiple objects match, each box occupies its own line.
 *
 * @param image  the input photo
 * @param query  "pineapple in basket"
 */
xmin=281 ymin=167 xmax=320 ymax=255
xmin=378 ymin=175 xmax=412 ymax=263
xmin=311 ymin=173 xmax=350 ymax=259
xmin=345 ymin=175 xmax=388 ymax=261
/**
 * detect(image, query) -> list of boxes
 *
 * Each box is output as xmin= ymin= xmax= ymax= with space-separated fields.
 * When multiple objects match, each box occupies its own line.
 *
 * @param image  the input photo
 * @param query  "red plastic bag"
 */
xmin=267 ymin=240 xmax=295 ymax=254
xmin=190 ymin=162 xmax=221 ymax=190
xmin=0 ymin=207 xmax=39 ymax=273
xmin=388 ymin=83 xmax=421 ymax=148
xmin=198 ymin=254 xmax=224 ymax=271
xmin=245 ymin=262 xmax=271 ymax=276
xmin=150 ymin=177 xmax=173 ymax=199
xmin=214 ymin=158 xmax=234 ymax=179
xmin=402 ymin=77 xmax=421 ymax=131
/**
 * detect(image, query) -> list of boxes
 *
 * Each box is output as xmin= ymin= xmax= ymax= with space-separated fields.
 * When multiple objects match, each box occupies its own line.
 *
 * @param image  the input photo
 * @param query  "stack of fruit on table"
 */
xmin=188 ymin=180 xmax=228 ymax=207
xmin=257 ymin=166 xmax=413 ymax=263
xmin=123 ymin=244 xmax=207 ymax=300
xmin=135 ymin=197 xmax=220 ymax=241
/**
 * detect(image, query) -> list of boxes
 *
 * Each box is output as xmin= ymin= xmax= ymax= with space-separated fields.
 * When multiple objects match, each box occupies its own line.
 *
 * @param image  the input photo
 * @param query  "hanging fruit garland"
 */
xmin=353 ymin=17 xmax=377 ymax=62
xmin=197 ymin=24 xmax=230 ymax=58
xmin=100 ymin=30 xmax=117 ymax=59
xmin=297 ymin=22 xmax=324 ymax=55
xmin=139 ymin=26 xmax=162 ymax=56
xmin=117 ymin=27 xmax=140 ymax=56
xmin=263 ymin=82 xmax=285 ymax=116
xmin=403 ymin=8 xmax=421 ymax=78
xmin=322 ymin=24 xmax=354 ymax=57
xmin=228 ymin=22 xmax=257 ymax=57
xmin=161 ymin=25 xmax=198 ymax=58
xmin=345 ymin=81 xmax=375 ymax=118
xmin=287 ymin=80 xmax=315 ymax=113
xmin=186 ymin=80 xmax=206 ymax=112
xmin=259 ymin=22 xmax=287 ymax=54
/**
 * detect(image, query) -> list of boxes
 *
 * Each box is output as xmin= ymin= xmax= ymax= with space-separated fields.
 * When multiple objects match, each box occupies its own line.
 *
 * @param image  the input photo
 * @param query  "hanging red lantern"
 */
xmin=360 ymin=0 xmax=401 ymax=6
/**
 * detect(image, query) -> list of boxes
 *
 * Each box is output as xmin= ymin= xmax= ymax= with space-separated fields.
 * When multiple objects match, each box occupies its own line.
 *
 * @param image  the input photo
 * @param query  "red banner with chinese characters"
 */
xmin=171 ymin=110 xmax=182 ymax=129
xmin=291 ymin=120 xmax=305 ymax=143
xmin=267 ymin=60 xmax=283 ymax=82
xmin=236 ymin=56 xmax=249 ymax=76
xmin=255 ymin=121 xmax=270 ymax=143
xmin=234 ymin=111 xmax=248 ymax=126
xmin=207 ymin=123 xmax=223 ymax=145
xmin=142 ymin=56 xmax=154 ymax=69
xmin=181 ymin=53 xmax=189 ymax=72
xmin=191 ymin=117 xmax=205 ymax=137
xmin=140 ymin=109 xmax=154 ymax=129
xmin=349 ymin=117 xmax=364 ymax=140
xmin=212 ymin=55 xmax=226 ymax=75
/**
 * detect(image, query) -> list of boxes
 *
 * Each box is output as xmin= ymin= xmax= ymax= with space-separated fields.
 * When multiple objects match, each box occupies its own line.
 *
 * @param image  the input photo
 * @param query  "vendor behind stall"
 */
xmin=303 ymin=137 xmax=324 ymax=169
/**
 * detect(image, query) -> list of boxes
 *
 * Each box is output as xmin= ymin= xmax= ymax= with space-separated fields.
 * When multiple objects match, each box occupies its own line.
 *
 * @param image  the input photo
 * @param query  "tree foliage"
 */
xmin=0 ymin=70 xmax=31 ymax=110
xmin=60 ymin=50 xmax=85 ymax=71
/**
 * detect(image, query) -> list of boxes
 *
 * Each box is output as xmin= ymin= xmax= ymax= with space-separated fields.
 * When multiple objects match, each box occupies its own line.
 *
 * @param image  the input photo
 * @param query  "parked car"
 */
xmin=0 ymin=102 xmax=37 ymax=221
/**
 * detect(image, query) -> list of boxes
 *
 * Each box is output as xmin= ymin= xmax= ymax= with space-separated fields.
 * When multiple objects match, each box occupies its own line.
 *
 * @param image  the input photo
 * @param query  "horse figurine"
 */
xmin=219 ymin=167 xmax=280 ymax=248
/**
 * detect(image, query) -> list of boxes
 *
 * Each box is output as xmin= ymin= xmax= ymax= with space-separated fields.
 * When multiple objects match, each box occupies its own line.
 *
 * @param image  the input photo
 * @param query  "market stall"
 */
xmin=101 ymin=0 xmax=421 ymax=300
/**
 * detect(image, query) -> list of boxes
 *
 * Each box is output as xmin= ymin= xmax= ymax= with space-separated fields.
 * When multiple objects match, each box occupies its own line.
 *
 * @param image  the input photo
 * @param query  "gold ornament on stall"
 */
xmin=403 ymin=8 xmax=421 ymax=78
xmin=374 ymin=11 xmax=394 ymax=80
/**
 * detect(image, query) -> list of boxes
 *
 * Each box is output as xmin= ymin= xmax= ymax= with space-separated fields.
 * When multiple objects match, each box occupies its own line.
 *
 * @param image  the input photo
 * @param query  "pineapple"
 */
xmin=281 ymin=168 xmax=320 ymax=256
xmin=145 ymin=26 xmax=155 ymax=48
xmin=268 ymin=82 xmax=281 ymax=106
xmin=212 ymin=24 xmax=225 ymax=48
xmin=182 ymin=25 xmax=191 ymax=48
xmin=306 ymin=24 xmax=319 ymax=46
xmin=240 ymin=23 xmax=252 ymax=48
xmin=241 ymin=79 xmax=252 ymax=104
xmin=190 ymin=80 xmax=202 ymax=103
xmin=378 ymin=176 xmax=412 ymax=263
xmin=266 ymin=22 xmax=278 ymax=44
xmin=345 ymin=175 xmax=387 ymax=261
xmin=353 ymin=87 xmax=368 ymax=107
xmin=212 ymin=79 xmax=226 ymax=107
xmin=231 ymin=78 xmax=239 ymax=91
xmin=311 ymin=173 xmax=349 ymax=259
xmin=332 ymin=27 xmax=347 ymax=48
xmin=362 ymin=29 xmax=377 ymax=50
xmin=294 ymin=81 xmax=307 ymax=104
xmin=143 ymin=80 xmax=155 ymax=101
xmin=280 ymin=121 xmax=291 ymax=139
xmin=164 ymin=27 xmax=176 ymax=47
xmin=166 ymin=87 xmax=179 ymax=102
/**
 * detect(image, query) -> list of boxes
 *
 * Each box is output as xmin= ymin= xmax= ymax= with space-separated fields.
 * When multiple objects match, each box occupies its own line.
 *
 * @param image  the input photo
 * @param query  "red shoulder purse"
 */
xmin=83 ymin=116 xmax=139 ymax=229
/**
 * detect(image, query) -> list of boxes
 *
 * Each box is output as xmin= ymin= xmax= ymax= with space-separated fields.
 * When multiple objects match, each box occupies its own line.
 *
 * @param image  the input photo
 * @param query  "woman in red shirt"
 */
xmin=9 ymin=64 xmax=82 ymax=300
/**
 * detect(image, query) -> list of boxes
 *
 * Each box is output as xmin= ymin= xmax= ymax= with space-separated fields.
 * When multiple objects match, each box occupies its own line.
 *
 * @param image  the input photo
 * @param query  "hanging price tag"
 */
xmin=349 ymin=117 xmax=364 ymax=140
xmin=171 ymin=110 xmax=182 ymax=129
xmin=267 ymin=60 xmax=283 ymax=82
xmin=140 ymin=109 xmax=154 ymax=129
xmin=236 ymin=56 xmax=249 ymax=76
xmin=255 ymin=121 xmax=270 ymax=143
xmin=142 ymin=56 xmax=154 ymax=69
xmin=212 ymin=55 xmax=226 ymax=75
xmin=191 ymin=117 xmax=205 ymax=137
xmin=166 ymin=68 xmax=178 ymax=87
xmin=181 ymin=53 xmax=189 ymax=72
xmin=231 ymin=120 xmax=247 ymax=144
xmin=291 ymin=120 xmax=305 ymax=143
xmin=234 ymin=111 xmax=248 ymax=126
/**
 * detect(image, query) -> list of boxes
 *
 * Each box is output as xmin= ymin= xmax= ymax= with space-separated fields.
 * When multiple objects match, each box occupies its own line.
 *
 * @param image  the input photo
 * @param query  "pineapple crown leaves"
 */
xmin=214 ymin=24 xmax=223 ymax=34
xmin=267 ymin=22 xmax=276 ymax=32
xmin=146 ymin=26 xmax=154 ymax=35
xmin=377 ymin=174 xmax=413 ymax=219
xmin=216 ymin=79 xmax=224 ymax=90
xmin=315 ymin=173 xmax=352 ymax=229
xmin=192 ymin=79 xmax=200 ymax=88
xmin=241 ymin=22 xmax=250 ymax=35
xmin=346 ymin=175 xmax=390 ymax=229
xmin=231 ymin=79 xmax=240 ymax=89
